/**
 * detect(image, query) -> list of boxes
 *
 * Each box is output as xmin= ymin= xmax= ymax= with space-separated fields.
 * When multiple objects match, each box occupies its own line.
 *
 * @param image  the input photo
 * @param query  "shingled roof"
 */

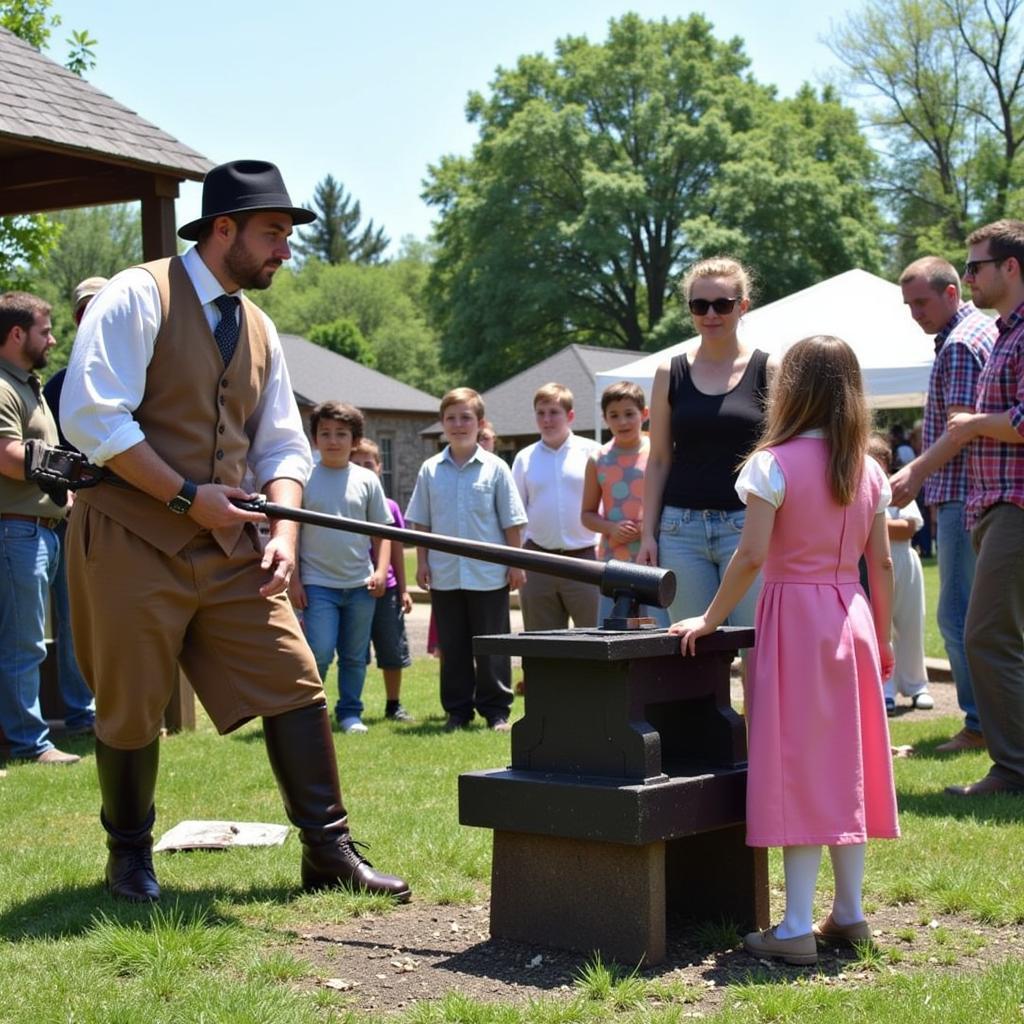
xmin=280 ymin=333 xmax=440 ymax=414
xmin=421 ymin=344 xmax=632 ymax=438
xmin=0 ymin=27 xmax=209 ymax=179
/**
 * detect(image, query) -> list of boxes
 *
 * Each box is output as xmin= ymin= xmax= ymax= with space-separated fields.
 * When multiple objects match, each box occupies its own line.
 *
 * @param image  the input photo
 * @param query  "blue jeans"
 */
xmin=657 ymin=506 xmax=762 ymax=626
xmin=0 ymin=520 xmax=58 ymax=758
xmin=936 ymin=501 xmax=980 ymax=732
xmin=303 ymin=584 xmax=377 ymax=722
xmin=52 ymin=522 xmax=95 ymax=730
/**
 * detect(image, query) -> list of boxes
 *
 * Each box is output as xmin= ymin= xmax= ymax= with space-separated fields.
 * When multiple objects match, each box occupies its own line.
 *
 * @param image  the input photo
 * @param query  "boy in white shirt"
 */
xmin=511 ymin=382 xmax=601 ymax=632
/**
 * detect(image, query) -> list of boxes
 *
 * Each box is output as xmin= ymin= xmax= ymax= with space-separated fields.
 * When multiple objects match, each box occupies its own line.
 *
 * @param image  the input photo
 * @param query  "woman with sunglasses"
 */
xmin=639 ymin=257 xmax=774 ymax=625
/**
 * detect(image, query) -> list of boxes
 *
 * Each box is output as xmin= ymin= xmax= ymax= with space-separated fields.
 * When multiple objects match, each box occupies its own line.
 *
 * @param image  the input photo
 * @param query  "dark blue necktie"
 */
xmin=213 ymin=294 xmax=240 ymax=365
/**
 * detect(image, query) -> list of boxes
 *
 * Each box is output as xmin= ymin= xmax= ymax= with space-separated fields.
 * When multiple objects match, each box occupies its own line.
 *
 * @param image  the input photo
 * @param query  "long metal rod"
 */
xmin=234 ymin=496 xmax=676 ymax=609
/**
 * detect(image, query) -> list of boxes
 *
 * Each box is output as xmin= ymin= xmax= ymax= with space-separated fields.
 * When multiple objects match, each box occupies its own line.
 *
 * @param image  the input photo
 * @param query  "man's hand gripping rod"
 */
xmin=233 ymin=495 xmax=676 ymax=630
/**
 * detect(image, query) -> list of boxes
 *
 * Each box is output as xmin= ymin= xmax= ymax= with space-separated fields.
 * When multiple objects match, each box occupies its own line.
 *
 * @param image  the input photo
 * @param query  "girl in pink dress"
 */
xmin=671 ymin=335 xmax=900 ymax=967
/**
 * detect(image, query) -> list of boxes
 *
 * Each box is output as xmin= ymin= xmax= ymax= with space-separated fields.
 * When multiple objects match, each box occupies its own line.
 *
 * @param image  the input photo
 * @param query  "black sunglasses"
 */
xmin=688 ymin=297 xmax=740 ymax=316
xmin=963 ymin=257 xmax=1004 ymax=277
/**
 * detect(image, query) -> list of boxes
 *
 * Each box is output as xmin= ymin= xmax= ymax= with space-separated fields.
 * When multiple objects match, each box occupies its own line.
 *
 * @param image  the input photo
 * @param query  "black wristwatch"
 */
xmin=167 ymin=479 xmax=197 ymax=515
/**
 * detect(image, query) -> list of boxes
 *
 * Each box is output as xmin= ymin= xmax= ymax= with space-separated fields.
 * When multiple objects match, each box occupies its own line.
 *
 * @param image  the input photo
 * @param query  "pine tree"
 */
xmin=294 ymin=174 xmax=390 ymax=265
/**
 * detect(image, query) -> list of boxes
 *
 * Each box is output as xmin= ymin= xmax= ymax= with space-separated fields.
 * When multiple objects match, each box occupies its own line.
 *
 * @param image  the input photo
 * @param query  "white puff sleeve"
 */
xmin=735 ymin=451 xmax=786 ymax=509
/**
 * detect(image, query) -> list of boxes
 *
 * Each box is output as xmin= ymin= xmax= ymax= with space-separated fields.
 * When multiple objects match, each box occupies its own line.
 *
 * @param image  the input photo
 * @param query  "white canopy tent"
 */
xmin=593 ymin=269 xmax=935 ymax=434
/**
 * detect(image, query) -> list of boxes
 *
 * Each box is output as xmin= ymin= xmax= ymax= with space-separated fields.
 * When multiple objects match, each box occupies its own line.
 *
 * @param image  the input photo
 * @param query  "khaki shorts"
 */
xmin=67 ymin=503 xmax=324 ymax=749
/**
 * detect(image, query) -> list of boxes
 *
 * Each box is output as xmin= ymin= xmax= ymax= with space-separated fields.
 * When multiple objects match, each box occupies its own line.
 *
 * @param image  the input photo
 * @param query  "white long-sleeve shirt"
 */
xmin=61 ymin=246 xmax=312 ymax=488
xmin=511 ymin=432 xmax=600 ymax=550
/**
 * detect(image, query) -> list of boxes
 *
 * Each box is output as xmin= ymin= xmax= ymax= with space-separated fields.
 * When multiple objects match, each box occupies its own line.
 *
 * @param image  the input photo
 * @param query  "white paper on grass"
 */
xmin=154 ymin=820 xmax=289 ymax=853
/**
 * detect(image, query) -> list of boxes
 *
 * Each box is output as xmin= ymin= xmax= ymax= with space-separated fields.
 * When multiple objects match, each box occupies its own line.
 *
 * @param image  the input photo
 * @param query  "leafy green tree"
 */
xmin=1 ymin=1 xmax=99 ymax=288
xmin=26 ymin=204 xmax=142 ymax=372
xmin=294 ymin=174 xmax=390 ymax=265
xmin=0 ymin=215 xmax=62 ymax=292
xmin=308 ymin=318 xmax=376 ymax=366
xmin=423 ymin=14 xmax=883 ymax=389
xmin=249 ymin=243 xmax=446 ymax=395
xmin=829 ymin=0 xmax=1024 ymax=266
xmin=686 ymin=86 xmax=885 ymax=307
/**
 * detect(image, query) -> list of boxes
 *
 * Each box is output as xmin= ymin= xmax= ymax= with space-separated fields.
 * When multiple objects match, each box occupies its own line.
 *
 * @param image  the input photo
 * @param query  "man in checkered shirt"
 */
xmin=943 ymin=220 xmax=1024 ymax=797
xmin=891 ymin=257 xmax=996 ymax=754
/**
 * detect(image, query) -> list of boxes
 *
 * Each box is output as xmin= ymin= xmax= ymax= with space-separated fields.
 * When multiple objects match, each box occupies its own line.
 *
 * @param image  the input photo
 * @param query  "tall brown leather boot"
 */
xmin=95 ymin=737 xmax=161 ymax=902
xmin=263 ymin=702 xmax=411 ymax=901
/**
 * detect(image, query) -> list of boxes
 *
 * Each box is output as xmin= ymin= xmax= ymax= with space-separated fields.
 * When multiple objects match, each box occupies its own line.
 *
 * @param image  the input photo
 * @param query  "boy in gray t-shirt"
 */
xmin=289 ymin=402 xmax=392 ymax=733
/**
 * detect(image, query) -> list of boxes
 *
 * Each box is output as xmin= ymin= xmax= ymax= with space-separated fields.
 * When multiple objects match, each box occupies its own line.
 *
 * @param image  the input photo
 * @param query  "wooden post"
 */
xmin=140 ymin=175 xmax=180 ymax=260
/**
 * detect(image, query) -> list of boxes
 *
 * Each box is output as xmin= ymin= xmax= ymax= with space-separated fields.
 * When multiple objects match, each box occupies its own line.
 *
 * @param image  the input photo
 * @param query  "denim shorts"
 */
xmin=657 ymin=505 xmax=761 ymax=626
xmin=369 ymin=587 xmax=412 ymax=669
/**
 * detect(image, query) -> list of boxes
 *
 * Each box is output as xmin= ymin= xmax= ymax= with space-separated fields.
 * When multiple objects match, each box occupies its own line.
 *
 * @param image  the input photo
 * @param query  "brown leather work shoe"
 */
xmin=302 ymin=838 xmax=412 ymax=901
xmin=743 ymin=925 xmax=817 ymax=966
xmin=935 ymin=728 xmax=985 ymax=754
xmin=813 ymin=913 xmax=872 ymax=946
xmin=33 ymin=748 xmax=81 ymax=765
xmin=945 ymin=775 xmax=1024 ymax=797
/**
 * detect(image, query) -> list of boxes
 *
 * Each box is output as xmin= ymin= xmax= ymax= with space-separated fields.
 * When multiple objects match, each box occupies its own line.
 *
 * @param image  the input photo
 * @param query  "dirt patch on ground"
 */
xmin=289 ymin=897 xmax=1022 ymax=1015
xmin=286 ymin=681 xmax=994 ymax=1014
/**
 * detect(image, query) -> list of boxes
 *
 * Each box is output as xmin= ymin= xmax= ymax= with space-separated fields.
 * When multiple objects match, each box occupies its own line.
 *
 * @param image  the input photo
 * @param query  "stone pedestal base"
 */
xmin=490 ymin=830 xmax=666 ymax=965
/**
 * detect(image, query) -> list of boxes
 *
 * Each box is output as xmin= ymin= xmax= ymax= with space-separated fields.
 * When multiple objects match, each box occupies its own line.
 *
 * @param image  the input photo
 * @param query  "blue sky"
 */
xmin=55 ymin=1 xmax=856 ymax=250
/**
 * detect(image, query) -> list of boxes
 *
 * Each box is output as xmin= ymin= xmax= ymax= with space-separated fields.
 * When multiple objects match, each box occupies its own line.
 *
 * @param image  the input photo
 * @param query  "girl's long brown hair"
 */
xmin=749 ymin=336 xmax=870 ymax=505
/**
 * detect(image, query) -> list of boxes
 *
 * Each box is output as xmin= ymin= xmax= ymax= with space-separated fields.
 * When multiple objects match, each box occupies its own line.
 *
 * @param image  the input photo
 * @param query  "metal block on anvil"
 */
xmin=459 ymin=626 xmax=769 ymax=967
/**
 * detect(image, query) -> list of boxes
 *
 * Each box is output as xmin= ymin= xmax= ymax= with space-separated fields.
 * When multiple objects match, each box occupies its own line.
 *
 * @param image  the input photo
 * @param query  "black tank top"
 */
xmin=663 ymin=348 xmax=769 ymax=511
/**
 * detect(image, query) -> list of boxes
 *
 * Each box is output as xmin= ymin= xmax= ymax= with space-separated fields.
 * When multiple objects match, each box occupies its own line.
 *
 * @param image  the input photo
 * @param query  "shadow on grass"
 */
xmin=226 ymin=715 xmax=476 ymax=743
xmin=895 ymin=787 xmax=1024 ymax=823
xmin=0 ymin=882 xmax=296 ymax=943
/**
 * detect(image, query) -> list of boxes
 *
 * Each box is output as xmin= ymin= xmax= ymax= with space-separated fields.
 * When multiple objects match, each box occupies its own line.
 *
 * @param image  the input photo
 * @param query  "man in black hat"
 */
xmin=60 ymin=160 xmax=411 ymax=903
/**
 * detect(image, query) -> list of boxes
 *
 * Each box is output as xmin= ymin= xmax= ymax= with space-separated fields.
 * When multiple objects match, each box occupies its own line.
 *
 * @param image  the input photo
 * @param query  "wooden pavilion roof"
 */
xmin=0 ymin=27 xmax=211 ymax=256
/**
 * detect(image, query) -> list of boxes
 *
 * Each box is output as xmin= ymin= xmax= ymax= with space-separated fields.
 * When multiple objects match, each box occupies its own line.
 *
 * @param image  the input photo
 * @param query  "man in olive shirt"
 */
xmin=0 ymin=292 xmax=78 ymax=763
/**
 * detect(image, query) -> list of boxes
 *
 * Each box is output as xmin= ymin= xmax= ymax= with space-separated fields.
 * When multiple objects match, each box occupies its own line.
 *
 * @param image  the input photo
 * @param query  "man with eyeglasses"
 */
xmin=891 ymin=258 xmax=996 ymax=754
xmin=942 ymin=219 xmax=1024 ymax=797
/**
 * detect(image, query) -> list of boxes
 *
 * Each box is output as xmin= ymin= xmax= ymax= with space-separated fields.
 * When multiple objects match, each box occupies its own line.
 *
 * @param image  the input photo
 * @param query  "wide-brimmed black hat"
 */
xmin=178 ymin=159 xmax=316 ymax=241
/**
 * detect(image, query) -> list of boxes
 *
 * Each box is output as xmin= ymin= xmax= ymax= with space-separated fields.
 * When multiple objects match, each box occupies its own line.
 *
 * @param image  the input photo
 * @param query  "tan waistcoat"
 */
xmin=79 ymin=256 xmax=269 ymax=556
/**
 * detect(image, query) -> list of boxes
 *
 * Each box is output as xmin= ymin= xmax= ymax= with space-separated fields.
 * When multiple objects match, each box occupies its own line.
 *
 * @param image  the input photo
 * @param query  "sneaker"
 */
xmin=813 ymin=913 xmax=873 ymax=947
xmin=911 ymin=692 xmax=935 ymax=710
xmin=385 ymin=705 xmax=415 ymax=723
xmin=443 ymin=716 xmax=471 ymax=733
xmin=743 ymin=925 xmax=817 ymax=966
xmin=935 ymin=727 xmax=986 ymax=753
xmin=488 ymin=718 xmax=512 ymax=733
xmin=885 ymin=696 xmax=896 ymax=716
xmin=339 ymin=717 xmax=368 ymax=734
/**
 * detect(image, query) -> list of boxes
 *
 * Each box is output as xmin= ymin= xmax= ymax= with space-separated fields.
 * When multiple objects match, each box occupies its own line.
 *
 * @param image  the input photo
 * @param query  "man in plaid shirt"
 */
xmin=892 ymin=258 xmax=995 ymax=753
xmin=943 ymin=219 xmax=1024 ymax=797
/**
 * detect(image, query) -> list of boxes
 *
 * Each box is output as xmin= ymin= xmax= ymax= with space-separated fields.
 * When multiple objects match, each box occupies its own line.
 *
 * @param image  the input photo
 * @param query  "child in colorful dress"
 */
xmin=671 ymin=335 xmax=900 ymax=967
xmin=581 ymin=380 xmax=669 ymax=627
xmin=351 ymin=439 xmax=415 ymax=723
xmin=867 ymin=433 xmax=934 ymax=715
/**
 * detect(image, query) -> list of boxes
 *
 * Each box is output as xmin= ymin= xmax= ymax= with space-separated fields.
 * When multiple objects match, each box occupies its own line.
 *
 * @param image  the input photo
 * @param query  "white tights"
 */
xmin=774 ymin=843 xmax=866 ymax=939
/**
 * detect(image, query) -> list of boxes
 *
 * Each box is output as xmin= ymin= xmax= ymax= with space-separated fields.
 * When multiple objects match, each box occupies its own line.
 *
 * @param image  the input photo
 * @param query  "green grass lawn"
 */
xmin=921 ymin=556 xmax=942 ymax=661
xmin=2 ymin=657 xmax=1020 ymax=1022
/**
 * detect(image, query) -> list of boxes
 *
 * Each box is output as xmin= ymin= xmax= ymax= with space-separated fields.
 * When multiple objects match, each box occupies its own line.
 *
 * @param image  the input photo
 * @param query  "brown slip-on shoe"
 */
xmin=945 ymin=775 xmax=1024 ymax=797
xmin=33 ymin=748 xmax=81 ymax=765
xmin=935 ymin=728 xmax=986 ymax=754
xmin=743 ymin=925 xmax=817 ymax=966
xmin=813 ymin=913 xmax=872 ymax=946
